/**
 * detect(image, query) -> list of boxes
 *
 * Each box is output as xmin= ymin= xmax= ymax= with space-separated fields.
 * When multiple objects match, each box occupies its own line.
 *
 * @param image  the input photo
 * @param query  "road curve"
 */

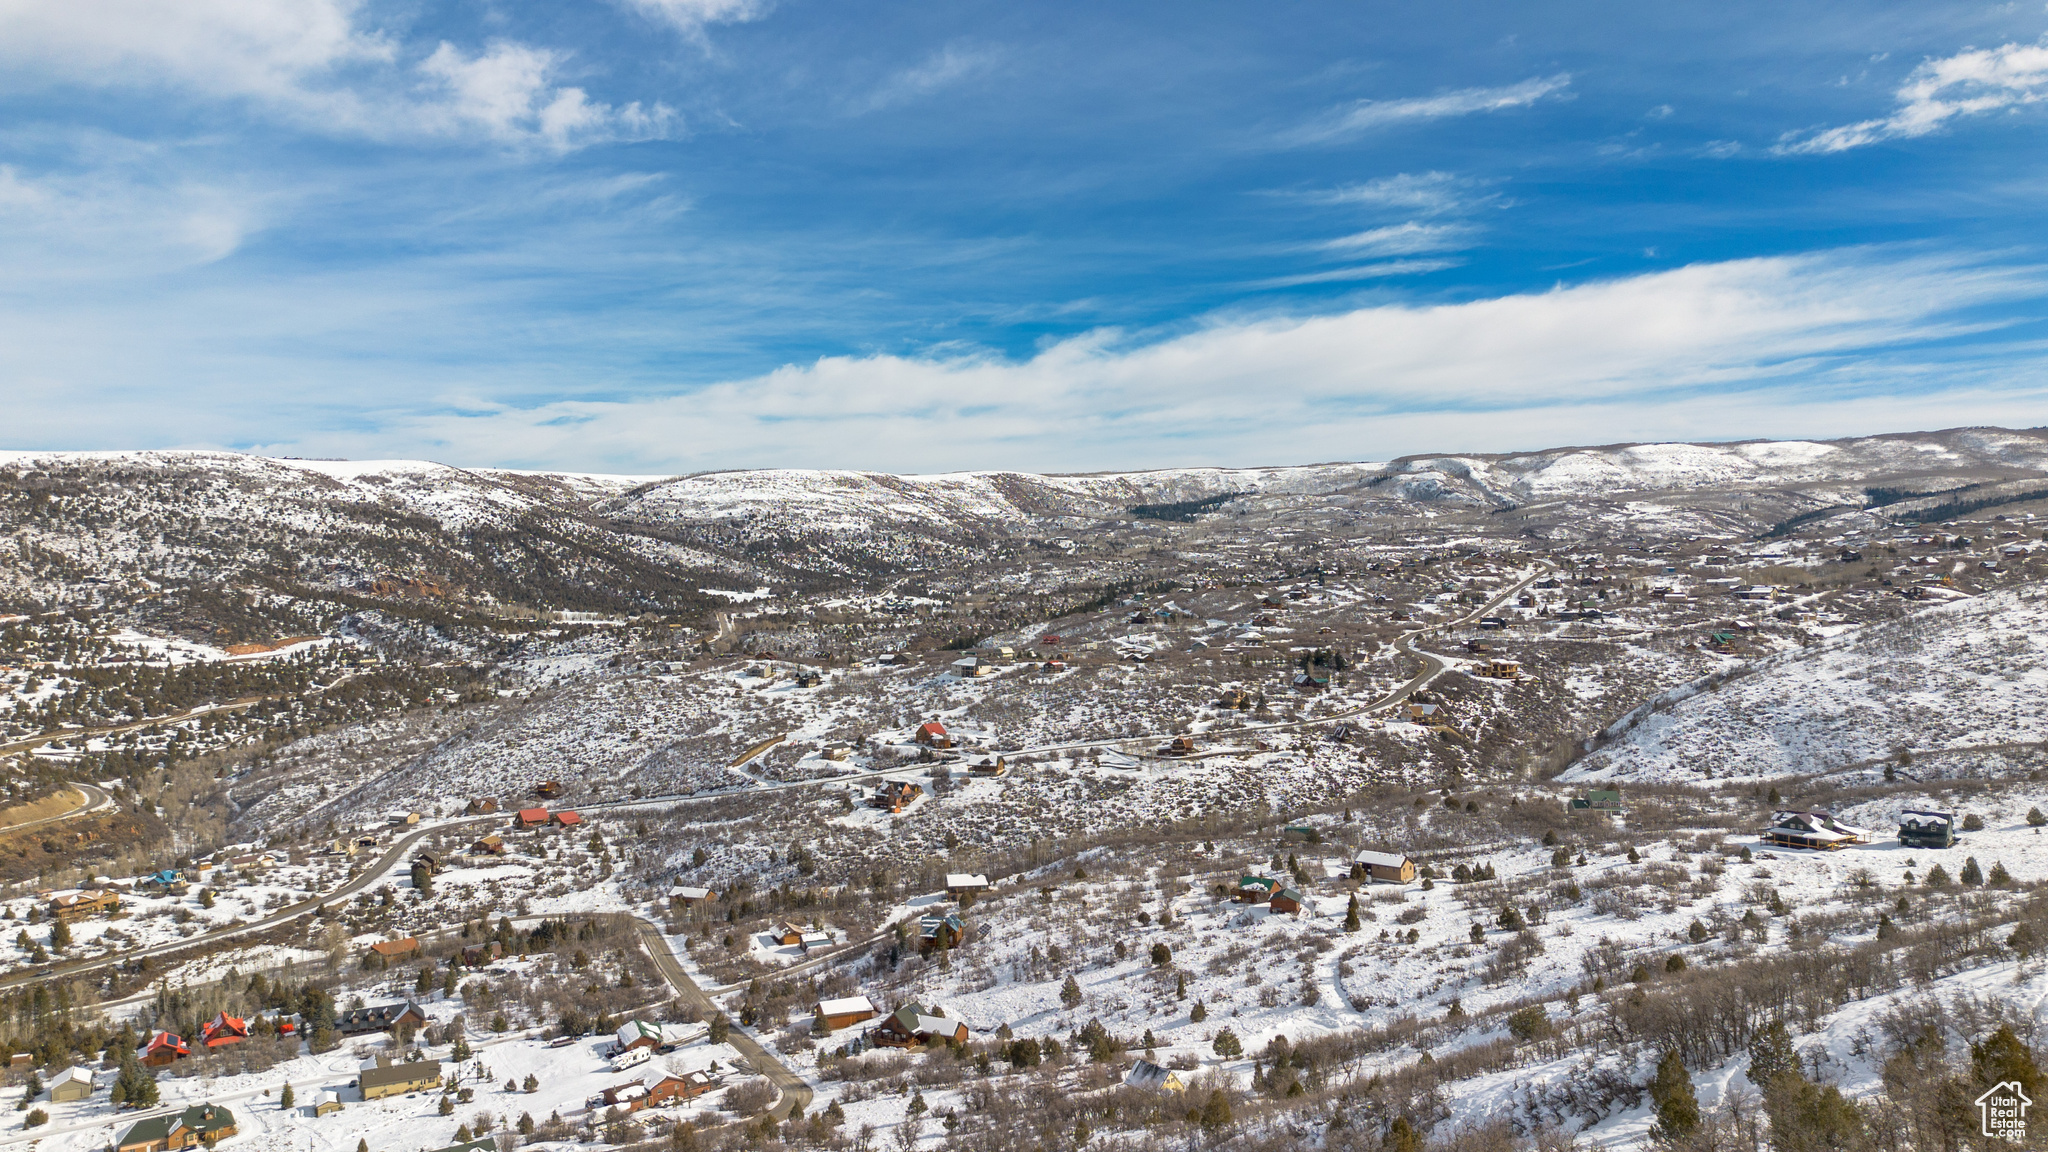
xmin=630 ymin=918 xmax=813 ymax=1121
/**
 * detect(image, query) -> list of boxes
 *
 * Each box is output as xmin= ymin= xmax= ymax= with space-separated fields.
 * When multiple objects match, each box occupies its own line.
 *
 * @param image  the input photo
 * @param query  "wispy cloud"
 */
xmin=0 ymin=0 xmax=672 ymax=151
xmin=1777 ymin=39 xmax=2048 ymax=154
xmin=616 ymin=0 xmax=770 ymax=37
xmin=1297 ymin=171 xmax=1492 ymax=216
xmin=1249 ymin=259 xmax=1462 ymax=289
xmin=1319 ymin=222 xmax=1472 ymax=256
xmin=1289 ymin=74 xmax=1571 ymax=144
xmin=854 ymin=44 xmax=1001 ymax=113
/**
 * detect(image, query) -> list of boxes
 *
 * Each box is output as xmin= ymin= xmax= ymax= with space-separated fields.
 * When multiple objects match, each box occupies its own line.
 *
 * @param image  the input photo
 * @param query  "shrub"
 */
xmin=1963 ymin=814 xmax=1986 ymax=831
xmin=1505 ymin=1006 xmax=1550 ymax=1041
xmin=2030 ymin=807 xmax=2047 ymax=828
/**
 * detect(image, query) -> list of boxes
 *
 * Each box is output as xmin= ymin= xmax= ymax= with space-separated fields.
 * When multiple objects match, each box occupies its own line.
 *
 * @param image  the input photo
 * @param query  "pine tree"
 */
xmin=1990 ymin=861 xmax=2014 ymax=886
xmin=1189 ymin=1001 xmax=1206 ymax=1023
xmin=1972 ymin=1024 xmax=2044 ymax=1100
xmin=1174 ymin=972 xmax=1187 ymax=1000
xmin=1961 ymin=857 xmax=1984 ymax=886
xmin=1060 ymin=975 xmax=1083 ymax=1008
xmin=1380 ymin=1116 xmax=1422 ymax=1152
xmin=1150 ymin=942 xmax=1171 ymax=965
xmin=2030 ymin=807 xmax=2047 ymax=827
xmin=1344 ymin=895 xmax=1361 ymax=933
xmin=48 ymin=919 xmax=69 ymax=951
xmin=1647 ymin=1050 xmax=1700 ymax=1138
xmin=1212 ymin=1028 xmax=1242 ymax=1058
xmin=1199 ymin=1090 xmax=1232 ymax=1129
xmin=1469 ymin=923 xmax=1485 ymax=944
xmin=279 ymin=1082 xmax=293 ymax=1109
xmin=1748 ymin=1019 xmax=1798 ymax=1088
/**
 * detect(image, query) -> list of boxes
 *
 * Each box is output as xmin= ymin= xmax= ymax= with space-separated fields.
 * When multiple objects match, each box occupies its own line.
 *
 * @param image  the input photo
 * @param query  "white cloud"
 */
xmin=1319 ymin=222 xmax=1472 ymax=256
xmin=617 ymin=0 xmax=770 ymax=36
xmin=1249 ymin=260 xmax=1462 ymax=289
xmin=1298 ymin=172 xmax=1488 ymax=215
xmin=0 ymin=0 xmax=669 ymax=150
xmin=1290 ymin=74 xmax=1571 ymax=144
xmin=855 ymin=44 xmax=1000 ymax=113
xmin=217 ymin=250 xmax=2047 ymax=473
xmin=417 ymin=42 xmax=673 ymax=149
xmin=0 ymin=162 xmax=261 ymax=277
xmin=1777 ymin=39 xmax=2048 ymax=154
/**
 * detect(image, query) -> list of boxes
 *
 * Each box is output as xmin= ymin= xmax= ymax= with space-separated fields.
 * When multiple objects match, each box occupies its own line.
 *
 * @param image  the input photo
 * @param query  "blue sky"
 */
xmin=3 ymin=0 xmax=2048 ymax=473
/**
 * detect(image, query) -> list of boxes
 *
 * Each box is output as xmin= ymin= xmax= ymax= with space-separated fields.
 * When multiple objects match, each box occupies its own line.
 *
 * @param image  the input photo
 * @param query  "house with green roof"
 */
xmin=116 ymin=1103 xmax=237 ymax=1152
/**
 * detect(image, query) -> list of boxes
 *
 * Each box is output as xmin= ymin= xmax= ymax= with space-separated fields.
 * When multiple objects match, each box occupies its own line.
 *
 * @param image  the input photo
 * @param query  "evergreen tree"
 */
xmin=1380 ymin=1116 xmax=1422 ymax=1152
xmin=1200 ymin=1091 xmax=1232 ymax=1130
xmin=2029 ymin=807 xmax=2046 ymax=827
xmin=1189 ymin=1001 xmax=1206 ymax=1023
xmin=1212 ymin=1028 xmax=1242 ymax=1058
xmin=1060 ymin=975 xmax=1083 ymax=1008
xmin=1961 ymin=857 xmax=1984 ymax=886
xmin=279 ymin=1082 xmax=293 ymax=1110
xmin=1343 ymin=895 xmax=1361 ymax=934
xmin=1989 ymin=861 xmax=2014 ymax=886
xmin=1972 ymin=1024 xmax=2044 ymax=1100
xmin=47 ymin=920 xmax=69 ymax=951
xmin=1748 ymin=1019 xmax=1798 ymax=1088
xmin=1150 ymin=942 xmax=1171 ymax=965
xmin=1647 ymin=1050 xmax=1700 ymax=1139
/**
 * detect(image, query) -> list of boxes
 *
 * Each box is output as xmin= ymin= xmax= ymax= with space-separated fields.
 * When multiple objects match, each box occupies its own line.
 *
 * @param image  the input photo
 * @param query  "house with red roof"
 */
xmin=140 ymin=1031 xmax=189 ymax=1067
xmin=913 ymin=721 xmax=951 ymax=749
xmin=515 ymin=807 xmax=549 ymax=828
xmin=200 ymin=1013 xmax=249 ymax=1048
xmin=549 ymin=810 xmax=583 ymax=828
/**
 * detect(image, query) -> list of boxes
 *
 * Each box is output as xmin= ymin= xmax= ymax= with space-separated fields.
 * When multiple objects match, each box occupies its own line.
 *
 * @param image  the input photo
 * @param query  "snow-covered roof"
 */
xmin=1353 ymin=850 xmax=1410 ymax=868
xmin=945 ymin=873 xmax=989 ymax=888
xmin=817 ymin=995 xmax=876 ymax=1017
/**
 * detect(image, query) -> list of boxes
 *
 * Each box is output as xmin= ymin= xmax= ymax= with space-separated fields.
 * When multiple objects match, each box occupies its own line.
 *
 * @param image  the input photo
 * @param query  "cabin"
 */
xmin=200 ymin=1013 xmax=249 ymax=1048
xmin=872 ymin=1003 xmax=970 ymax=1049
xmin=969 ymin=756 xmax=1007 ymax=777
xmin=549 ymin=810 xmax=583 ymax=828
xmin=815 ymin=995 xmax=880 ymax=1032
xmin=614 ymin=1020 xmax=702 ymax=1054
xmin=822 ymin=744 xmax=853 ymax=761
xmin=48 ymin=1066 xmax=94 ymax=1102
xmin=116 ymin=1103 xmax=237 ymax=1152
xmin=459 ymin=940 xmax=504 ymax=967
xmin=1571 ymin=789 xmax=1622 ymax=812
xmin=871 ymin=780 xmax=924 ymax=813
xmin=464 ymin=798 xmax=499 ymax=815
xmin=669 ymin=885 xmax=718 ymax=906
xmin=1160 ymin=736 xmax=1198 ymax=757
xmin=386 ymin=811 xmax=421 ymax=826
xmin=515 ymin=807 xmax=550 ymax=828
xmin=1327 ymin=724 xmax=1359 ymax=745
xmin=470 ymin=834 xmax=507 ymax=856
xmin=795 ymin=672 xmax=823 ymax=688
xmin=533 ymin=781 xmax=565 ymax=799
xmin=367 ymin=937 xmax=420 ymax=962
xmin=313 ymin=1091 xmax=343 ymax=1116
xmin=1406 ymin=702 xmax=1451 ymax=728
xmin=139 ymin=1032 xmax=189 ymax=1067
xmin=1217 ymin=688 xmax=1251 ymax=710
xmin=913 ymin=721 xmax=952 ymax=749
xmin=411 ymin=851 xmax=441 ymax=875
xmin=49 ymin=890 xmax=120 ymax=923
xmin=1291 ymin=671 xmax=1329 ymax=693
xmin=951 ymin=657 xmax=993 ymax=678
xmin=1350 ymin=851 xmax=1417 ymax=885
xmin=945 ymin=873 xmax=989 ymax=898
xmin=1899 ymin=810 xmax=1958 ymax=849
xmin=917 ymin=912 xmax=969 ymax=952
xmin=1478 ymin=660 xmax=1521 ymax=680
xmin=799 ymin=930 xmax=832 ymax=952
xmin=1478 ymin=616 xmax=1508 ymax=630
xmin=771 ymin=922 xmax=807 ymax=946
xmin=1043 ymin=659 xmax=1067 ymax=673
xmin=1235 ymin=876 xmax=1280 ymax=904
xmin=1762 ymin=810 xmax=1873 ymax=851
xmin=1270 ymin=888 xmax=1305 ymax=915
xmin=1125 ymin=1059 xmax=1186 ymax=1092
xmin=359 ymin=1056 xmax=442 ymax=1100
xmin=336 ymin=999 xmax=428 ymax=1037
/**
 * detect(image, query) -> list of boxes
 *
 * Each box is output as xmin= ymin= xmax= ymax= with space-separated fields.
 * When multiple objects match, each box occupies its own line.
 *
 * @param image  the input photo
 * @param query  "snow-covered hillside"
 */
xmin=1564 ymin=582 xmax=2048 ymax=784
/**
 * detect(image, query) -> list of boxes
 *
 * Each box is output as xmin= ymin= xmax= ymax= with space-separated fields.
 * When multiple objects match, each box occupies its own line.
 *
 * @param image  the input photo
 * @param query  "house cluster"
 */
xmin=586 ymin=1069 xmax=719 ymax=1112
xmin=1233 ymin=875 xmax=1305 ymax=914
xmin=813 ymin=995 xmax=968 ymax=1050
xmin=513 ymin=806 xmax=583 ymax=829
